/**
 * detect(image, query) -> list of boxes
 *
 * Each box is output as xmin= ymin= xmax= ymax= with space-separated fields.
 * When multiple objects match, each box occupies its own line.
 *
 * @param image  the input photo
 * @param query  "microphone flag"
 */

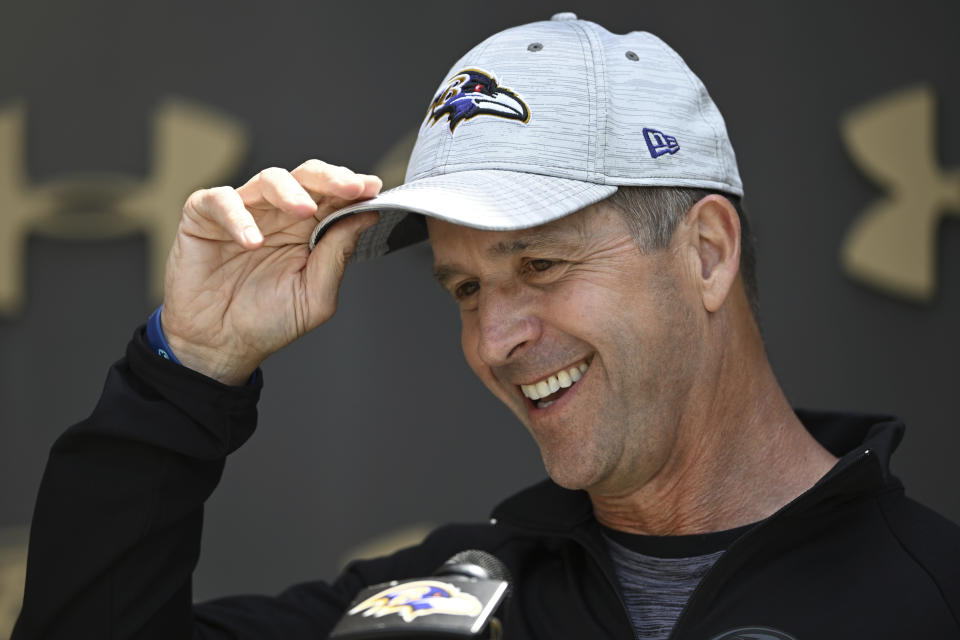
xmin=330 ymin=550 xmax=511 ymax=639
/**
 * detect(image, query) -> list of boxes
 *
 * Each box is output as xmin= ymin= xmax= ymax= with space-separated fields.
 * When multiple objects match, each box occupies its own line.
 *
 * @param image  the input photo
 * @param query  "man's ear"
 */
xmin=686 ymin=195 xmax=741 ymax=313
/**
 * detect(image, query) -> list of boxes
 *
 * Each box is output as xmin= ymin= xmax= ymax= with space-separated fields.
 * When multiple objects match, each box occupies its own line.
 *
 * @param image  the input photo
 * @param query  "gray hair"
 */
xmin=604 ymin=186 xmax=759 ymax=319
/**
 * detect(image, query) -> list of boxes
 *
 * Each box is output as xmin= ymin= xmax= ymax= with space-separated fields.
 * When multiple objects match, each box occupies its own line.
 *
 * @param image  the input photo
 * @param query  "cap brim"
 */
xmin=309 ymin=170 xmax=617 ymax=260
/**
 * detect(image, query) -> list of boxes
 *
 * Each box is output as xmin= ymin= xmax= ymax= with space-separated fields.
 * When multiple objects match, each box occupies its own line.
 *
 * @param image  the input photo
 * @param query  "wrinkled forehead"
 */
xmin=425 ymin=202 xmax=636 ymax=286
xmin=425 ymin=204 xmax=597 ymax=256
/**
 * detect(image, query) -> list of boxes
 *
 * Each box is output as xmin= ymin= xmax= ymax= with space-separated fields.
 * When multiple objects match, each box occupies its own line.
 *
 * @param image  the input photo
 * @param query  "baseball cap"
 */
xmin=309 ymin=12 xmax=742 ymax=258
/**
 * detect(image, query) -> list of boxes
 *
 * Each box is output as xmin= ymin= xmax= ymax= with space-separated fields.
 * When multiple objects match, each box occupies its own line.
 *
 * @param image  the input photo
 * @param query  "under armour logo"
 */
xmin=840 ymin=85 xmax=960 ymax=302
xmin=643 ymin=127 xmax=680 ymax=158
xmin=0 ymin=98 xmax=248 ymax=314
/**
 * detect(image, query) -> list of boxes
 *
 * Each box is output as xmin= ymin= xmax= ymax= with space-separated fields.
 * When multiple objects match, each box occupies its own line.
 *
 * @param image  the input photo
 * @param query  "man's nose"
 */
xmin=475 ymin=284 xmax=541 ymax=366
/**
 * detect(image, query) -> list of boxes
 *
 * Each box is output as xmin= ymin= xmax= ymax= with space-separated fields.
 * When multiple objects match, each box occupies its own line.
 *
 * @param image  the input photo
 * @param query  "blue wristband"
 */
xmin=146 ymin=305 xmax=259 ymax=385
xmin=146 ymin=305 xmax=182 ymax=365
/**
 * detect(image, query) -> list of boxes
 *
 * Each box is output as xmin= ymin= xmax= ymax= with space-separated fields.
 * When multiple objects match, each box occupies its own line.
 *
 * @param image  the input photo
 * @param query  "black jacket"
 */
xmin=13 ymin=330 xmax=960 ymax=639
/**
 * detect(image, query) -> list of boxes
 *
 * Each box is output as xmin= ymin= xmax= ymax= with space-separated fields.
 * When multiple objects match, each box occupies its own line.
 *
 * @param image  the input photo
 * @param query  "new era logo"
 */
xmin=643 ymin=127 xmax=679 ymax=158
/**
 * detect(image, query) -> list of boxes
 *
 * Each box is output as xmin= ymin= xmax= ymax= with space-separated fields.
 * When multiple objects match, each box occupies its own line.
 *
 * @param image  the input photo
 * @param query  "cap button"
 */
xmin=550 ymin=12 xmax=578 ymax=21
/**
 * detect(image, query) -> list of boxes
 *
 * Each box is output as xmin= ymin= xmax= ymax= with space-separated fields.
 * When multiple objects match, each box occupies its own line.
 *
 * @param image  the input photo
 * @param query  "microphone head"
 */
xmin=436 ymin=549 xmax=512 ymax=584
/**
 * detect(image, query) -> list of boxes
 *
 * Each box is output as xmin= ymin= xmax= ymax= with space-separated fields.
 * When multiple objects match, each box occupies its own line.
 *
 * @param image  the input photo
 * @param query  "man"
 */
xmin=14 ymin=13 xmax=960 ymax=640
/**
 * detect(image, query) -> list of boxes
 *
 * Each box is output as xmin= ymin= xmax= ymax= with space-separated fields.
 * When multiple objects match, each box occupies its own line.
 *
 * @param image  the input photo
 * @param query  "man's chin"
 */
xmin=541 ymin=454 xmax=609 ymax=492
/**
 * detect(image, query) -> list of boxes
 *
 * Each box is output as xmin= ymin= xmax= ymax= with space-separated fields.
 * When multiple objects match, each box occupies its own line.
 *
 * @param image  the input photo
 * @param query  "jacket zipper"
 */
xmin=498 ymin=519 xmax=641 ymax=640
xmin=572 ymin=528 xmax=642 ymax=640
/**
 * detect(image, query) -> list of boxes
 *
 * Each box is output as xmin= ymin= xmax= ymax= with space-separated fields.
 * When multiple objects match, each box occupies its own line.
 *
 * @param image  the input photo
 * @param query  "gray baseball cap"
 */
xmin=309 ymin=12 xmax=742 ymax=258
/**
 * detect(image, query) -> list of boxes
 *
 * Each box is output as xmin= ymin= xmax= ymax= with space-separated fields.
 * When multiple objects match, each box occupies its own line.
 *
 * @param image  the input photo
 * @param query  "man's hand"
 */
xmin=161 ymin=159 xmax=382 ymax=385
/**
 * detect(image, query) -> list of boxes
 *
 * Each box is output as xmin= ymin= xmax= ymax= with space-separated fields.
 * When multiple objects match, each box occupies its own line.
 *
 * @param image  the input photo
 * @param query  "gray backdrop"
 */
xmin=0 ymin=0 xmax=957 ymax=618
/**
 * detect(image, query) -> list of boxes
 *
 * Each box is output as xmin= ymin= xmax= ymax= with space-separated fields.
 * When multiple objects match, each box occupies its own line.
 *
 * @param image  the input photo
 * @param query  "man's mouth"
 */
xmin=519 ymin=359 xmax=590 ymax=409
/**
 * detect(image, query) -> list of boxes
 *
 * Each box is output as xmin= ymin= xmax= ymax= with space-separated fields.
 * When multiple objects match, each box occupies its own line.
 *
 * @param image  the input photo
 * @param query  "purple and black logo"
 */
xmin=346 ymin=579 xmax=482 ymax=623
xmin=643 ymin=127 xmax=680 ymax=158
xmin=425 ymin=68 xmax=530 ymax=133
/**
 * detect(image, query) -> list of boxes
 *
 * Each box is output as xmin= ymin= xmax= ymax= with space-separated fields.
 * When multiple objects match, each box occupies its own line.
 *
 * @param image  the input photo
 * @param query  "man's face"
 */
xmin=428 ymin=203 xmax=707 ymax=496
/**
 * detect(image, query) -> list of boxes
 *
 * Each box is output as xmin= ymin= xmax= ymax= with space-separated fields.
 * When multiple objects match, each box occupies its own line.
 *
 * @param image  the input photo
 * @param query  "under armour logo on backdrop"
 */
xmin=0 ymin=99 xmax=248 ymax=314
xmin=840 ymin=85 xmax=960 ymax=302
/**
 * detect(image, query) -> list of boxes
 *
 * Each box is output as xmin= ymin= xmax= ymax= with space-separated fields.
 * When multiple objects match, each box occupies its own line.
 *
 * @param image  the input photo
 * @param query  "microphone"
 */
xmin=329 ymin=549 xmax=512 ymax=639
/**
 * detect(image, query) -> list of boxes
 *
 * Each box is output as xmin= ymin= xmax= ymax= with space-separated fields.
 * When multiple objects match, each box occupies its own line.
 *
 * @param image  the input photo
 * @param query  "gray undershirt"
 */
xmin=604 ymin=536 xmax=725 ymax=640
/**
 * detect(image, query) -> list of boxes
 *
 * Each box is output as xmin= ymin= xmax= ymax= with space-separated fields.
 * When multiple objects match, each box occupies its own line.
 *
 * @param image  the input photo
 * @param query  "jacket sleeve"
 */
xmin=11 ymin=327 xmax=359 ymax=639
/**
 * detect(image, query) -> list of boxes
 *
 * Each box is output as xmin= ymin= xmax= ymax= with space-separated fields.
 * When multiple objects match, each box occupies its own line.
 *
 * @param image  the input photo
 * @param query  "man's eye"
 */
xmin=454 ymin=281 xmax=480 ymax=299
xmin=527 ymin=259 xmax=556 ymax=272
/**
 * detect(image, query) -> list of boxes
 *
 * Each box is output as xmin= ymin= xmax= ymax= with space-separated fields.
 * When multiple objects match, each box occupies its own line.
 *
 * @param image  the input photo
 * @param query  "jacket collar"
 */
xmin=492 ymin=410 xmax=906 ymax=532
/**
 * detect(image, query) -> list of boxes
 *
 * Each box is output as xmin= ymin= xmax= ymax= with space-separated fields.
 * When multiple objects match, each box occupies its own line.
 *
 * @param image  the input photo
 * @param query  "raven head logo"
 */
xmin=347 ymin=579 xmax=483 ymax=623
xmin=425 ymin=69 xmax=530 ymax=133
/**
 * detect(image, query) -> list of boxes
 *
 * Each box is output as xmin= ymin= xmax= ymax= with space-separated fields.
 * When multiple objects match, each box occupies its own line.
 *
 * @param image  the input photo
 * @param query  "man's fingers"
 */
xmin=237 ymin=167 xmax=318 ymax=215
xmin=305 ymin=211 xmax=380 ymax=320
xmin=357 ymin=173 xmax=384 ymax=199
xmin=291 ymin=159 xmax=373 ymax=202
xmin=186 ymin=186 xmax=264 ymax=248
xmin=312 ymin=173 xmax=385 ymax=219
xmin=236 ymin=162 xmax=382 ymax=222
xmin=187 ymin=163 xmax=382 ymax=253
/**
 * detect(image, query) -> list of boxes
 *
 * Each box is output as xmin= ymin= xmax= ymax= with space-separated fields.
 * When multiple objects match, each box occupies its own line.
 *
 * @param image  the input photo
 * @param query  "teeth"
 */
xmin=521 ymin=359 xmax=590 ymax=401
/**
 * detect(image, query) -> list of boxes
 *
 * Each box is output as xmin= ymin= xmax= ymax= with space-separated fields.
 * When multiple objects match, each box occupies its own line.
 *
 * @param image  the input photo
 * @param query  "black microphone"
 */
xmin=329 ymin=549 xmax=512 ymax=639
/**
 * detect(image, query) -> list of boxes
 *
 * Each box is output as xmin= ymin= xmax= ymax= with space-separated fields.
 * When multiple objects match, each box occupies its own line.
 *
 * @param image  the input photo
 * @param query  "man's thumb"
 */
xmin=305 ymin=212 xmax=381 ymax=322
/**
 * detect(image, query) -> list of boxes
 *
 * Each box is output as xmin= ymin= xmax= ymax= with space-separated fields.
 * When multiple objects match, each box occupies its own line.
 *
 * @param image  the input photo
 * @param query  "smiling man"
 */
xmin=427 ymin=203 xmax=835 ymax=530
xmin=15 ymin=13 xmax=960 ymax=640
